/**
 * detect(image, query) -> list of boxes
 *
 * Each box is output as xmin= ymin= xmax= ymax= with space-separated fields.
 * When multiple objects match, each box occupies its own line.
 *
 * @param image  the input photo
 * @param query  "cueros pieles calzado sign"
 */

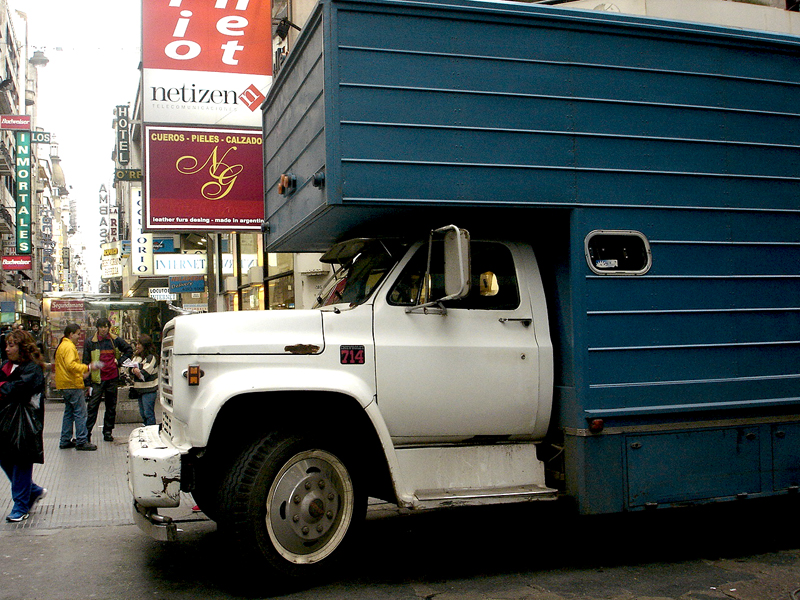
xmin=144 ymin=125 xmax=263 ymax=230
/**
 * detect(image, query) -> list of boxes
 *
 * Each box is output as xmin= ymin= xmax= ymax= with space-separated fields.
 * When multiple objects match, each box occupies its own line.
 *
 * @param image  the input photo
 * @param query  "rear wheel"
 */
xmin=221 ymin=432 xmax=365 ymax=582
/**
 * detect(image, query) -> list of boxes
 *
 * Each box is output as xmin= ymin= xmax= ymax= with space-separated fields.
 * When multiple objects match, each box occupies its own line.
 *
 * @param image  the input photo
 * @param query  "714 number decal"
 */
xmin=340 ymin=345 xmax=365 ymax=365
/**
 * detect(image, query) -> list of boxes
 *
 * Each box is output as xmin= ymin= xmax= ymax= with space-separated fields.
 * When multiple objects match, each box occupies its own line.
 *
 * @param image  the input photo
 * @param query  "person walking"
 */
xmin=54 ymin=324 xmax=98 ymax=451
xmin=82 ymin=318 xmax=133 ymax=443
xmin=129 ymin=334 xmax=160 ymax=426
xmin=0 ymin=329 xmax=47 ymax=522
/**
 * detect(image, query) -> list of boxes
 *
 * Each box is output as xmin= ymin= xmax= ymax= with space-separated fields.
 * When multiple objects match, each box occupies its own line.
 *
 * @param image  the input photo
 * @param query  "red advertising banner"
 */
xmin=142 ymin=0 xmax=272 ymax=75
xmin=141 ymin=0 xmax=272 ymax=129
xmin=144 ymin=125 xmax=264 ymax=231
xmin=49 ymin=300 xmax=86 ymax=312
xmin=0 ymin=115 xmax=31 ymax=130
xmin=1 ymin=255 xmax=32 ymax=270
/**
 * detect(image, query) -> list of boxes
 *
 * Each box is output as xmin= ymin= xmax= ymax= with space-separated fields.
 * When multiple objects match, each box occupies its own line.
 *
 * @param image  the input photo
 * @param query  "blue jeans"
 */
xmin=0 ymin=455 xmax=43 ymax=515
xmin=60 ymin=388 xmax=89 ymax=446
xmin=138 ymin=391 xmax=157 ymax=426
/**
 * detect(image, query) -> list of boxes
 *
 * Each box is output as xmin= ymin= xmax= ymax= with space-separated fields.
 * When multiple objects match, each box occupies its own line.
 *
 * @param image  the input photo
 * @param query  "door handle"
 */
xmin=498 ymin=318 xmax=532 ymax=327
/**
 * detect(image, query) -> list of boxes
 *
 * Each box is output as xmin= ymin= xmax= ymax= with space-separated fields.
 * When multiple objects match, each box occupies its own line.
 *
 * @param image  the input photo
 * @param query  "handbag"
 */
xmin=0 ymin=395 xmax=43 ymax=462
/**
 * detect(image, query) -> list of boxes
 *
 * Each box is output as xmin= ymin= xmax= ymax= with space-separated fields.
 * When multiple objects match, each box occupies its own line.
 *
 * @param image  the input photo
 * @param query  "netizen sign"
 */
xmin=141 ymin=0 xmax=272 ymax=127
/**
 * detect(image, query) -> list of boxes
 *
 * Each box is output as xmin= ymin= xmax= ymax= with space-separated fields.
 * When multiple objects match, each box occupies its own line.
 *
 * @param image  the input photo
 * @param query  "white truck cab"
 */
xmin=129 ymin=226 xmax=556 ymax=578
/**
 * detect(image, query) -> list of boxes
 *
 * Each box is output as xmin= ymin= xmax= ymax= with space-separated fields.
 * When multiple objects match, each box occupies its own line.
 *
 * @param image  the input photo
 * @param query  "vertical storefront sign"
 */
xmin=99 ymin=184 xmax=110 ymax=244
xmin=109 ymin=203 xmax=119 ymax=242
xmin=15 ymin=131 xmax=31 ymax=254
xmin=116 ymin=105 xmax=130 ymax=165
xmin=131 ymin=187 xmax=153 ymax=274
xmin=145 ymin=125 xmax=263 ymax=230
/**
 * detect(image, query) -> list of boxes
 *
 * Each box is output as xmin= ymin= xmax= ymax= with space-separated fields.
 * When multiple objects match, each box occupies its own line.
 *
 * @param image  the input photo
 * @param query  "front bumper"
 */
xmin=132 ymin=501 xmax=179 ymax=542
xmin=128 ymin=425 xmax=183 ymax=541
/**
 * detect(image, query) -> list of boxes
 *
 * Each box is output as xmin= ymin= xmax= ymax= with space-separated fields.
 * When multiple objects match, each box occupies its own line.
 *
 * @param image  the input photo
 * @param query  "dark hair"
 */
xmin=137 ymin=334 xmax=159 ymax=365
xmin=6 ymin=329 xmax=45 ymax=367
xmin=95 ymin=317 xmax=111 ymax=329
xmin=63 ymin=323 xmax=81 ymax=337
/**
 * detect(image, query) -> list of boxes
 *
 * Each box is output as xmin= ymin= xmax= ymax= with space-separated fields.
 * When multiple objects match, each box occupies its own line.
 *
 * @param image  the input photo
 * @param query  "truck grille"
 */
xmin=161 ymin=411 xmax=173 ymax=438
xmin=160 ymin=325 xmax=174 ymax=408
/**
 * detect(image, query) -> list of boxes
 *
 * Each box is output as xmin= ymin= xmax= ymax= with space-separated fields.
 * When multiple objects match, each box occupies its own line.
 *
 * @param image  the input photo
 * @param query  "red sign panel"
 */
xmin=0 ymin=115 xmax=31 ymax=130
xmin=1 ymin=255 xmax=31 ymax=270
xmin=49 ymin=300 xmax=86 ymax=312
xmin=144 ymin=126 xmax=264 ymax=231
xmin=142 ymin=0 xmax=272 ymax=76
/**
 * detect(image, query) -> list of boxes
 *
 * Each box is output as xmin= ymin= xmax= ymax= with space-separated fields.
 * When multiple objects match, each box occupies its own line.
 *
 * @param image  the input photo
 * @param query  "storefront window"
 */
xmin=268 ymin=253 xmax=293 ymax=277
xmin=243 ymin=286 xmax=261 ymax=310
xmin=268 ymin=274 xmax=294 ymax=309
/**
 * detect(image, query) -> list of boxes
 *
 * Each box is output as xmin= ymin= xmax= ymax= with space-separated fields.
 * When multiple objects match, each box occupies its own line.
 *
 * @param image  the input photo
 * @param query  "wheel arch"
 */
xmin=198 ymin=390 xmax=396 ymax=503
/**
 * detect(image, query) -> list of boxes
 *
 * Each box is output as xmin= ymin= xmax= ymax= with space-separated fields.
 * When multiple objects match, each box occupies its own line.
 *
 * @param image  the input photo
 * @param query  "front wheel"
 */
xmin=221 ymin=433 xmax=365 ymax=582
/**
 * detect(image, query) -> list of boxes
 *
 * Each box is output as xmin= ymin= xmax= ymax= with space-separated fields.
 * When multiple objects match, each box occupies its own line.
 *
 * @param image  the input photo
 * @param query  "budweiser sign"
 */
xmin=0 ymin=115 xmax=31 ymax=130
xmin=1 ymin=255 xmax=32 ymax=270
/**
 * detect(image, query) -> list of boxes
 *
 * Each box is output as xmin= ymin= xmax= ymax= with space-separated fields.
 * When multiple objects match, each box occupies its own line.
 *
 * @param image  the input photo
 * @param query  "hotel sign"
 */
xmin=115 ymin=105 xmax=130 ymax=165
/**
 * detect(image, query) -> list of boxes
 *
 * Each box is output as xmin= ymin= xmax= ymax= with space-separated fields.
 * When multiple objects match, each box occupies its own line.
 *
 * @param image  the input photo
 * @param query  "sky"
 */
xmin=13 ymin=0 xmax=142 ymax=290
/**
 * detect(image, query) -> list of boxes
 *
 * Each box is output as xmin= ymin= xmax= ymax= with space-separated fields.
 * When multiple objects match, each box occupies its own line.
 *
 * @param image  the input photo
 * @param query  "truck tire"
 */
xmin=220 ymin=432 xmax=365 ymax=582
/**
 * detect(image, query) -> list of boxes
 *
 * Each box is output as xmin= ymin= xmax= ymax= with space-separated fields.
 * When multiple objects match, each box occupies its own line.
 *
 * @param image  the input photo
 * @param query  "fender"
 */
xmin=174 ymin=359 xmax=378 ymax=447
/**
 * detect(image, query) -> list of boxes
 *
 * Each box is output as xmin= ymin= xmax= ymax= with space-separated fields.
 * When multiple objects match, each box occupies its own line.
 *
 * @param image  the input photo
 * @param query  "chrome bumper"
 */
xmin=132 ymin=501 xmax=179 ymax=542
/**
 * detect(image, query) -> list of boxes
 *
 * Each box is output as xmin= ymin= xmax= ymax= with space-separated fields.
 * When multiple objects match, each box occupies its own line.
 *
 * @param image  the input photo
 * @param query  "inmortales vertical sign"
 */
xmin=15 ymin=131 xmax=31 ymax=254
xmin=142 ymin=0 xmax=272 ymax=128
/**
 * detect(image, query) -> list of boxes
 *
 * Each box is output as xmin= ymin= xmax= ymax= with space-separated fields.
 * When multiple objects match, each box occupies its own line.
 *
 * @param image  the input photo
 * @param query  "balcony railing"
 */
xmin=0 ymin=140 xmax=13 ymax=176
xmin=0 ymin=206 xmax=14 ymax=234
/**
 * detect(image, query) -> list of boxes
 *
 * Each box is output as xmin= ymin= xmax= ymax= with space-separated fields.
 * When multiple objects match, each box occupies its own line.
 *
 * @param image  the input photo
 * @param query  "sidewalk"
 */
xmin=0 ymin=400 xmax=200 ymax=530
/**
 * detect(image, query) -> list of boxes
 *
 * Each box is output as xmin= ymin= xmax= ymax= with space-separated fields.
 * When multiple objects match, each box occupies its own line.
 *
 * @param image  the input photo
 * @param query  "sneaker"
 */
xmin=59 ymin=439 xmax=76 ymax=449
xmin=191 ymin=505 xmax=202 ymax=512
xmin=29 ymin=488 xmax=47 ymax=510
xmin=6 ymin=511 xmax=29 ymax=523
xmin=103 ymin=434 xmax=114 ymax=442
xmin=76 ymin=443 xmax=97 ymax=451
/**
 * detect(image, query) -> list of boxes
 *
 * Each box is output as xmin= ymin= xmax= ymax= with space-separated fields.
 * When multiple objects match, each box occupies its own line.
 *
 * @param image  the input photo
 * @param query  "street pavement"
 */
xmin=0 ymin=398 xmax=202 ymax=530
xmin=0 ymin=401 xmax=798 ymax=600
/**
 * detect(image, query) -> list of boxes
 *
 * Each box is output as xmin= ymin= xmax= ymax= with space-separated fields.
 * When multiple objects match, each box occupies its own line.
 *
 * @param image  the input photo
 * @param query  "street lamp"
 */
xmin=29 ymin=50 xmax=49 ymax=67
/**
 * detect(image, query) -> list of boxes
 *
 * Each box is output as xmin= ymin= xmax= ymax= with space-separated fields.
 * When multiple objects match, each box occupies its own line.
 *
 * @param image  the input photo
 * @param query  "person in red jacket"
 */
xmin=82 ymin=318 xmax=133 ymax=443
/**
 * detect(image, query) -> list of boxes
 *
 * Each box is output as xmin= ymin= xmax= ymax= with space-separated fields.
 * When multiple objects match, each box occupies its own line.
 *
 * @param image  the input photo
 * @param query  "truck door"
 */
xmin=373 ymin=241 xmax=552 ymax=442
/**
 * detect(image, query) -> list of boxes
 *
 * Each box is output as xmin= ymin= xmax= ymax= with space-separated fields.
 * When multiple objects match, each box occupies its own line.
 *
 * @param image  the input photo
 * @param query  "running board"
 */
xmin=412 ymin=484 xmax=557 ymax=510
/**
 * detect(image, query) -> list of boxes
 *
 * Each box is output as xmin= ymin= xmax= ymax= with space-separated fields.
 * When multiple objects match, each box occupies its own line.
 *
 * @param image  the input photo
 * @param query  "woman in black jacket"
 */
xmin=0 ymin=329 xmax=47 ymax=522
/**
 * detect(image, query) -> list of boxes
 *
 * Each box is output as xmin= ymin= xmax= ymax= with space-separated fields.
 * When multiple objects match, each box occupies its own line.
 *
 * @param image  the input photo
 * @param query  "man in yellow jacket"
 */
xmin=54 ymin=324 xmax=99 ymax=451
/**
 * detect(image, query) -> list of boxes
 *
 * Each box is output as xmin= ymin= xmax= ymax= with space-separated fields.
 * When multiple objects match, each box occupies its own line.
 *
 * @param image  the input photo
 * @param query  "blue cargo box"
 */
xmin=262 ymin=0 xmax=800 ymax=251
xmin=263 ymin=0 xmax=800 ymax=512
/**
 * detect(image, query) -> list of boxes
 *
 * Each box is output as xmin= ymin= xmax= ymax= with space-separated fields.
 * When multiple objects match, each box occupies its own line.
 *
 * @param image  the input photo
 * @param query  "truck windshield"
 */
xmin=315 ymin=240 xmax=402 ymax=308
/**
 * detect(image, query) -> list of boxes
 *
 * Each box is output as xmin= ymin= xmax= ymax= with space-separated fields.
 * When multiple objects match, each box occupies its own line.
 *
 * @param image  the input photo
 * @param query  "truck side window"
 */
xmin=389 ymin=242 xmax=520 ymax=310
xmin=584 ymin=230 xmax=652 ymax=275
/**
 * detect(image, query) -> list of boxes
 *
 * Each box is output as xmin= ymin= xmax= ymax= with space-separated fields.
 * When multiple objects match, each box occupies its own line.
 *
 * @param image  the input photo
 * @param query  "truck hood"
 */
xmin=168 ymin=310 xmax=324 ymax=355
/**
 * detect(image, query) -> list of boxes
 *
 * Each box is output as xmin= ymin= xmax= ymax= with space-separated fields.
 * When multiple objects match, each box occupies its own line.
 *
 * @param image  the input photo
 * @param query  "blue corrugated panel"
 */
xmin=581 ymin=209 xmax=800 ymax=420
xmin=264 ymin=0 xmax=800 ymax=251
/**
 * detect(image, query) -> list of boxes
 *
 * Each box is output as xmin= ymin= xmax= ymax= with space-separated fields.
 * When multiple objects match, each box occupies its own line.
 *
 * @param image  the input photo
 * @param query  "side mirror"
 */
xmin=406 ymin=225 xmax=471 ymax=315
xmin=442 ymin=226 xmax=471 ymax=300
